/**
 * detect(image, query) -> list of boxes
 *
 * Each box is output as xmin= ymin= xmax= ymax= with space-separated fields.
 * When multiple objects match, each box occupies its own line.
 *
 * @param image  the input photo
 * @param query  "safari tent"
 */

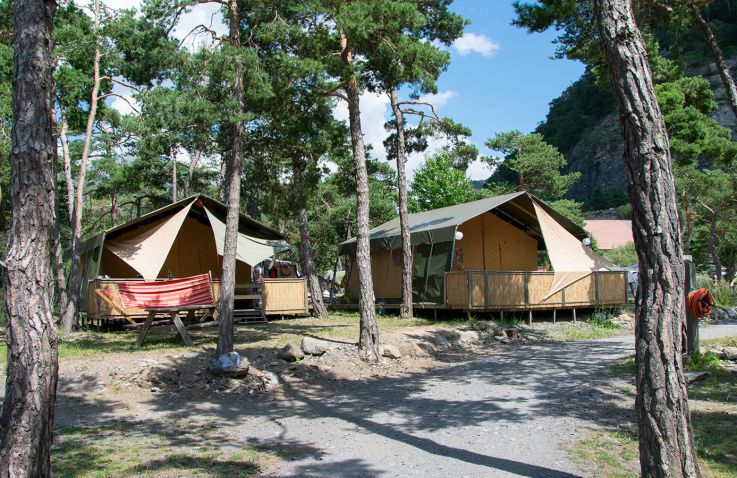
xmin=338 ymin=191 xmax=627 ymax=313
xmin=79 ymin=195 xmax=310 ymax=324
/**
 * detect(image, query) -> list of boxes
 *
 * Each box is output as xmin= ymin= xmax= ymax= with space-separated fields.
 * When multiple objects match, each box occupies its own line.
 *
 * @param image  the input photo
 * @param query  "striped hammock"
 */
xmin=116 ymin=273 xmax=214 ymax=309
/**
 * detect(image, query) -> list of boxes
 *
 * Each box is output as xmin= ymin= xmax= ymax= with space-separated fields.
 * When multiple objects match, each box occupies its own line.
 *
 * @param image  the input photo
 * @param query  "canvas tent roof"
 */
xmin=79 ymin=194 xmax=290 ymax=281
xmin=338 ymin=191 xmax=609 ymax=298
xmin=337 ymin=191 xmax=588 ymax=255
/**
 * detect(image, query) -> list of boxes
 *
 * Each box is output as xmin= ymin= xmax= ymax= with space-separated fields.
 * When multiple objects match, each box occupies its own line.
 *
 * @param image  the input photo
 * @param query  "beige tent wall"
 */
xmin=454 ymin=213 xmax=537 ymax=271
xmin=347 ymin=248 xmax=412 ymax=301
xmin=99 ymin=217 xmax=252 ymax=283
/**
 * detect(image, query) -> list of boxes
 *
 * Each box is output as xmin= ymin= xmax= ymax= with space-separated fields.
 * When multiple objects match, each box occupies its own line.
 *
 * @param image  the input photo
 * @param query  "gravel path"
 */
xmin=232 ymin=321 xmax=737 ymax=478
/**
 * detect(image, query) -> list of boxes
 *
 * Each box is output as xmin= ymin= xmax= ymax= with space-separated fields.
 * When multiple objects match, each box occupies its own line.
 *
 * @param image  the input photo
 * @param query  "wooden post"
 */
xmin=553 ymin=309 xmax=557 ymax=323
xmin=466 ymin=270 xmax=473 ymax=311
xmin=684 ymin=257 xmax=699 ymax=353
xmin=528 ymin=309 xmax=532 ymax=325
xmin=573 ymin=308 xmax=577 ymax=322
xmin=500 ymin=309 xmax=504 ymax=322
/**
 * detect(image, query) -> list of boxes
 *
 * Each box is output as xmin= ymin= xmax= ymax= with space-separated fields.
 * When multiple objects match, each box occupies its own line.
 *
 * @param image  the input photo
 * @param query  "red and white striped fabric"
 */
xmin=117 ymin=273 xmax=214 ymax=309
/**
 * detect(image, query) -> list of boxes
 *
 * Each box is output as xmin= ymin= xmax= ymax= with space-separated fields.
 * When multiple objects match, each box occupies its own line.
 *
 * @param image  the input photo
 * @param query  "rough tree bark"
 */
xmin=215 ymin=0 xmax=246 ymax=357
xmin=59 ymin=105 xmax=74 ymax=221
xmin=0 ymin=0 xmax=59 ymax=474
xmin=594 ymin=0 xmax=700 ymax=476
xmin=110 ymin=187 xmax=118 ymax=226
xmin=389 ymin=86 xmax=413 ymax=319
xmin=340 ymin=29 xmax=380 ymax=363
xmin=292 ymin=158 xmax=328 ymax=317
xmin=61 ymin=0 xmax=102 ymax=334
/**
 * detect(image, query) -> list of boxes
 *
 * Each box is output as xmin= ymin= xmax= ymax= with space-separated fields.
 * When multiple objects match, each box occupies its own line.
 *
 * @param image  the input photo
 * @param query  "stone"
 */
xmin=475 ymin=320 xmax=490 ymax=331
xmin=505 ymin=329 xmax=521 ymax=340
xmin=431 ymin=335 xmax=452 ymax=350
xmin=457 ymin=330 xmax=481 ymax=345
xmin=685 ymin=371 xmax=711 ymax=384
xmin=301 ymin=337 xmax=333 ymax=356
xmin=278 ymin=343 xmax=304 ymax=362
xmin=493 ymin=328 xmax=505 ymax=337
xmin=380 ymin=345 xmax=402 ymax=359
xmin=416 ymin=342 xmax=436 ymax=355
xmin=150 ymin=386 xmax=161 ymax=393
xmin=261 ymin=372 xmax=279 ymax=390
xmin=728 ymin=308 xmax=737 ymax=320
xmin=722 ymin=347 xmax=737 ymax=361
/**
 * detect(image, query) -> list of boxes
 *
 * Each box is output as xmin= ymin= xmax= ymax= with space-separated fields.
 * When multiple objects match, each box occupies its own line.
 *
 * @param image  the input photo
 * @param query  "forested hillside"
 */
xmin=535 ymin=0 xmax=737 ymax=210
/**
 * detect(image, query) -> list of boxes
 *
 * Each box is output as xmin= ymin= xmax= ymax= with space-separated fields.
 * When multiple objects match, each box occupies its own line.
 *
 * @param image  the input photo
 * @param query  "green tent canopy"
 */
xmin=338 ymin=191 xmax=590 ymax=304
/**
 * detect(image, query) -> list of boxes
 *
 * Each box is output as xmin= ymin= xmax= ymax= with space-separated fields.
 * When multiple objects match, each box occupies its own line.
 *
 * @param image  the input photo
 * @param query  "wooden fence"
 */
xmin=445 ymin=270 xmax=627 ymax=311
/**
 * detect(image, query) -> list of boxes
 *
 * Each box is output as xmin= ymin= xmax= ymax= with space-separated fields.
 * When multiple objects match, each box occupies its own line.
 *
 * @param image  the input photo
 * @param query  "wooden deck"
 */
xmin=444 ymin=270 xmax=627 ymax=311
xmin=333 ymin=270 xmax=627 ymax=318
xmin=84 ymin=276 xmax=310 ymax=326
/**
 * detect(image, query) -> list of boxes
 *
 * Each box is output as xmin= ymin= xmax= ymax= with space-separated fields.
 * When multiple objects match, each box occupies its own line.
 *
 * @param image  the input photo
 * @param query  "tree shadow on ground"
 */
xmin=52 ymin=326 xmax=641 ymax=477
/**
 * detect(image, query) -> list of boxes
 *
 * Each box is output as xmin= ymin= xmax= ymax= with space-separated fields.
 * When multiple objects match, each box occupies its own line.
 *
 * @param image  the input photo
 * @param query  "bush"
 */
xmin=604 ymin=242 xmax=637 ymax=266
xmin=695 ymin=274 xmax=737 ymax=308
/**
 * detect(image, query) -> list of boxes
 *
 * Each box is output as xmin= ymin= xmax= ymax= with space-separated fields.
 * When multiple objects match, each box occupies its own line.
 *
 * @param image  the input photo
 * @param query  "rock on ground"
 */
xmin=380 ymin=345 xmax=402 ymax=360
xmin=301 ymin=337 xmax=334 ymax=356
xmin=278 ymin=343 xmax=305 ymax=362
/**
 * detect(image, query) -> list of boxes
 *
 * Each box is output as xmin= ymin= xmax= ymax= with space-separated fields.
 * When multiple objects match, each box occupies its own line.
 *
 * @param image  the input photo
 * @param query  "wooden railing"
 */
xmin=444 ymin=270 xmax=627 ymax=311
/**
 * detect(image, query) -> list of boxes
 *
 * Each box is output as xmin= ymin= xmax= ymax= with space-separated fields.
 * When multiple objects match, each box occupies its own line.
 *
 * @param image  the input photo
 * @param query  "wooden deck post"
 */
xmin=553 ymin=309 xmax=556 ymax=323
xmin=528 ymin=309 xmax=532 ymax=325
xmin=573 ymin=308 xmax=577 ymax=322
xmin=466 ymin=270 xmax=473 ymax=311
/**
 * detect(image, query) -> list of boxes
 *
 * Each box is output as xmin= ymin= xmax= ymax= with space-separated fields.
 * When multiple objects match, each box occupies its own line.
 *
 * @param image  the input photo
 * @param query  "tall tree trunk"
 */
xmin=184 ymin=150 xmax=202 ymax=197
xmin=340 ymin=29 xmax=379 ymax=363
xmin=51 ymin=101 xmax=69 ymax=319
xmin=389 ymin=86 xmax=413 ymax=319
xmin=216 ymin=0 xmax=246 ymax=357
xmin=707 ymin=208 xmax=721 ymax=283
xmin=171 ymin=156 xmax=178 ymax=203
xmin=110 ymin=187 xmax=118 ymax=227
xmin=298 ymin=208 xmax=328 ymax=317
xmin=59 ymin=105 xmax=74 ymax=224
xmin=61 ymin=0 xmax=101 ymax=335
xmin=692 ymin=6 xmax=737 ymax=122
xmin=594 ymin=1 xmax=700 ymax=476
xmin=0 ymin=0 xmax=59 ymax=473
xmin=219 ymin=155 xmax=227 ymax=202
xmin=292 ymin=157 xmax=328 ymax=317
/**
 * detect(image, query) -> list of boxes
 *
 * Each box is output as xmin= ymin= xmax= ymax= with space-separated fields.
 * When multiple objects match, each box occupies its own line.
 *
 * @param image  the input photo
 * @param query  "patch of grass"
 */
xmin=567 ymin=430 xmax=639 ymax=478
xmin=535 ymin=321 xmax=627 ymax=341
xmin=696 ymin=274 xmax=737 ymax=308
xmin=53 ymin=424 xmax=262 ymax=478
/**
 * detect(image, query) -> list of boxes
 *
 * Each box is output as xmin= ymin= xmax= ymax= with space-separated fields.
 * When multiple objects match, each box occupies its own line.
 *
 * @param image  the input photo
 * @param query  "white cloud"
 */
xmin=417 ymin=90 xmax=457 ymax=108
xmin=466 ymin=158 xmax=491 ymax=181
xmin=452 ymin=33 xmax=500 ymax=57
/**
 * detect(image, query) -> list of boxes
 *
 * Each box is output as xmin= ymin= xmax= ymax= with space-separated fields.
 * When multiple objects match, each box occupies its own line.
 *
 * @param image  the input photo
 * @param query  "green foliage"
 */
xmin=589 ymin=187 xmax=628 ymax=210
xmin=409 ymin=150 xmax=481 ymax=212
xmin=484 ymin=130 xmax=580 ymax=199
xmin=604 ymin=243 xmax=638 ymax=267
xmin=547 ymin=198 xmax=585 ymax=227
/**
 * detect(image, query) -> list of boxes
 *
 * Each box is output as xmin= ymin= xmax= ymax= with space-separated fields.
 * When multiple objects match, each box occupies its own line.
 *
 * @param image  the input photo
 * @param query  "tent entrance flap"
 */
xmin=532 ymin=200 xmax=610 ymax=297
xmin=203 ymin=206 xmax=289 ymax=266
xmin=412 ymin=241 xmax=453 ymax=304
xmin=105 ymin=200 xmax=195 ymax=281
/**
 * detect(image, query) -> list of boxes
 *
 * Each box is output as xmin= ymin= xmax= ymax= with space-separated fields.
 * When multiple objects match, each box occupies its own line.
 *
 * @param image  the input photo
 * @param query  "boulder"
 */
xmin=685 ymin=371 xmax=711 ymax=384
xmin=493 ymin=328 xmax=505 ymax=337
xmin=457 ymin=330 xmax=481 ymax=345
xmin=301 ymin=337 xmax=333 ymax=356
xmin=278 ymin=343 xmax=304 ymax=362
xmin=380 ymin=345 xmax=402 ymax=359
xmin=416 ymin=341 xmax=436 ymax=355
xmin=505 ymin=329 xmax=521 ymax=340
xmin=722 ymin=346 xmax=737 ymax=361
xmin=728 ymin=308 xmax=737 ymax=320
xmin=431 ymin=335 xmax=452 ymax=351
xmin=209 ymin=352 xmax=250 ymax=378
xmin=475 ymin=320 xmax=490 ymax=331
